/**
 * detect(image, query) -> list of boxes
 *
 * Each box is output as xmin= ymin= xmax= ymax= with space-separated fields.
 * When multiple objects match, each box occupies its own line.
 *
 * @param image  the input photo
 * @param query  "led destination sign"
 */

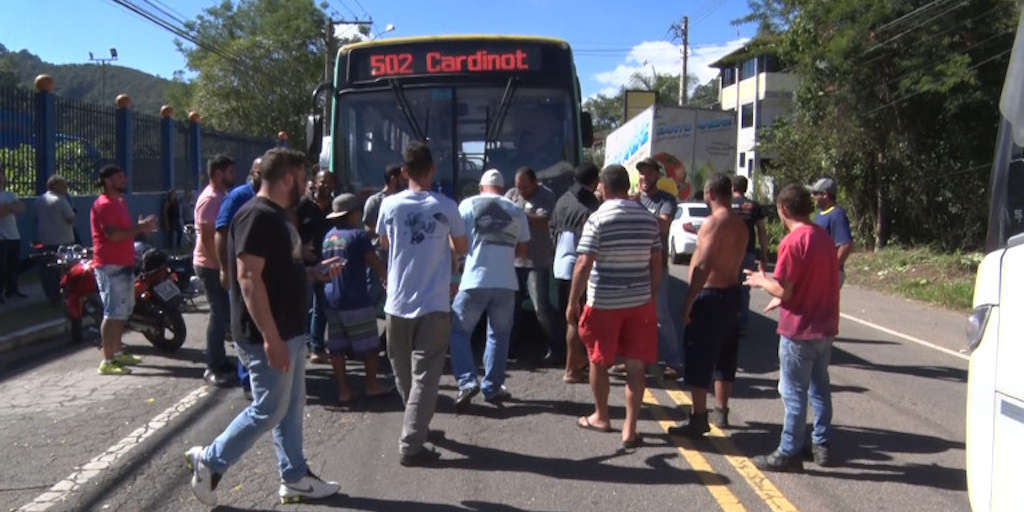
xmin=350 ymin=44 xmax=544 ymax=81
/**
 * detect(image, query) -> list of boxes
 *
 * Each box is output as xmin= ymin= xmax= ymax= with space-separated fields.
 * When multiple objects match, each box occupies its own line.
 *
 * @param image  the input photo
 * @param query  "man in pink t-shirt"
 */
xmin=744 ymin=183 xmax=840 ymax=472
xmin=90 ymin=165 xmax=158 ymax=375
xmin=194 ymin=155 xmax=236 ymax=386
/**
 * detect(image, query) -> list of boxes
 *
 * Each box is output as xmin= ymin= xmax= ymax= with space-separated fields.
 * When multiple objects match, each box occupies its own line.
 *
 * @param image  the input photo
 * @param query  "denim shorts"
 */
xmin=94 ymin=264 xmax=135 ymax=320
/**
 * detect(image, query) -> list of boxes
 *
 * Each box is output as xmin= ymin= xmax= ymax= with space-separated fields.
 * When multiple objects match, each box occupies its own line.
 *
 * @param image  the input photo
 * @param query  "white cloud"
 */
xmin=591 ymin=37 xmax=749 ymax=95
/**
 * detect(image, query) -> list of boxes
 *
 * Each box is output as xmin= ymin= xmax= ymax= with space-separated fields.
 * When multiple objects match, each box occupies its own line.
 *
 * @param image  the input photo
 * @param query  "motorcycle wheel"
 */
xmin=144 ymin=307 xmax=187 ymax=352
xmin=70 ymin=296 xmax=103 ymax=346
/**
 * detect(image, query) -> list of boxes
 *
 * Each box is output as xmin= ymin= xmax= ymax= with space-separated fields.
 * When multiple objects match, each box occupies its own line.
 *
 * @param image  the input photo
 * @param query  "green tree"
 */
xmin=171 ymin=0 xmax=354 ymax=150
xmin=689 ymin=78 xmax=719 ymax=109
xmin=746 ymin=0 xmax=1016 ymax=250
xmin=583 ymin=71 xmax=706 ymax=133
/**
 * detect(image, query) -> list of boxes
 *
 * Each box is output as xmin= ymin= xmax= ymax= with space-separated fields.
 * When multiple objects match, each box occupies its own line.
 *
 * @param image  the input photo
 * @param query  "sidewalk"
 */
xmin=0 ymin=277 xmax=67 ymax=354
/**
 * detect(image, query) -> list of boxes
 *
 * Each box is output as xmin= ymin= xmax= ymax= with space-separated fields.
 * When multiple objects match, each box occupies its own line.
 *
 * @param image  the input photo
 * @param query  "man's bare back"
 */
xmin=692 ymin=206 xmax=748 ymax=289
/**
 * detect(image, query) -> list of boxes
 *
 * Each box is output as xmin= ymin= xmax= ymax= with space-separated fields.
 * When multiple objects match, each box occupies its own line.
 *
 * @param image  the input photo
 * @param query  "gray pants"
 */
xmin=386 ymin=312 xmax=450 ymax=456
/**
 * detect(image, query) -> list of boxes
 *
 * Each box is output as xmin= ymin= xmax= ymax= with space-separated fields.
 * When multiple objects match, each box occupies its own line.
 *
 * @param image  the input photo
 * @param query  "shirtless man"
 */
xmin=669 ymin=172 xmax=749 ymax=438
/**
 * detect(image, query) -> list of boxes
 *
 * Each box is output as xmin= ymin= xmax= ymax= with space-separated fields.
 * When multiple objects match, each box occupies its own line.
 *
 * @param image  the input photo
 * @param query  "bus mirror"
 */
xmin=581 ymin=112 xmax=595 ymax=148
xmin=306 ymin=113 xmax=323 ymax=160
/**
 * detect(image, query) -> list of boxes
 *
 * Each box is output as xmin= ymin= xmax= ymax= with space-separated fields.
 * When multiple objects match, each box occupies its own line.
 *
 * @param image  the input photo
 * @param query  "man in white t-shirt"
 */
xmin=35 ymin=175 xmax=76 ymax=302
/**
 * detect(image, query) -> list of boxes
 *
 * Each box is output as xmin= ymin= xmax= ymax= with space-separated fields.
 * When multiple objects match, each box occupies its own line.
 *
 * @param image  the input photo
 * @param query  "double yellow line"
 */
xmin=643 ymin=382 xmax=801 ymax=512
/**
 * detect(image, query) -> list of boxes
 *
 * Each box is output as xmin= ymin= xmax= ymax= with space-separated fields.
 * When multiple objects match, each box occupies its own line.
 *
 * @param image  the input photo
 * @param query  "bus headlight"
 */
xmin=965 ymin=304 xmax=993 ymax=354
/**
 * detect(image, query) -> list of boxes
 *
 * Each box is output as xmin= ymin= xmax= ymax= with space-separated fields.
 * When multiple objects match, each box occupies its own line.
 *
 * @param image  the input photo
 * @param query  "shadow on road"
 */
xmin=428 ymin=430 xmax=729 ymax=486
xmin=211 ymin=495 xmax=565 ymax=512
xmin=727 ymin=421 xmax=966 ymax=491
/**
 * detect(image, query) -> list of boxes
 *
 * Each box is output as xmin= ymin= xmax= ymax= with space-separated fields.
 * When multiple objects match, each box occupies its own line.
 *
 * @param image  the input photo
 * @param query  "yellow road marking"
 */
xmin=643 ymin=389 xmax=748 ymax=512
xmin=663 ymin=382 xmax=801 ymax=512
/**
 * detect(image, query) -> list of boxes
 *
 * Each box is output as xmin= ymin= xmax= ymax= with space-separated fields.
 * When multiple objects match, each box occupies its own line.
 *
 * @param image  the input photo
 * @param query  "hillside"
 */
xmin=0 ymin=43 xmax=173 ymax=115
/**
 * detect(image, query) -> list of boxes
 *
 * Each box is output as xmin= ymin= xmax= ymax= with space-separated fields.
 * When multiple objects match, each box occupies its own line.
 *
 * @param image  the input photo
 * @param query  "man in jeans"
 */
xmin=450 ymin=169 xmax=529 ymax=412
xmin=194 ymin=154 xmax=236 ymax=386
xmin=744 ymin=184 xmax=840 ymax=472
xmin=377 ymin=142 xmax=467 ymax=466
xmin=505 ymin=167 xmax=561 ymax=365
xmin=186 ymin=148 xmax=342 ymax=506
xmin=90 ymin=165 xmax=157 ymax=375
xmin=296 ymin=168 xmax=335 ymax=364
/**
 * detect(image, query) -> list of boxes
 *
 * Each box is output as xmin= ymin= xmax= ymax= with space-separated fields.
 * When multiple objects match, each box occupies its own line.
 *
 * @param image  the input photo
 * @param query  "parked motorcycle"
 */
xmin=40 ymin=243 xmax=189 ymax=352
xmin=134 ymin=239 xmax=204 ymax=311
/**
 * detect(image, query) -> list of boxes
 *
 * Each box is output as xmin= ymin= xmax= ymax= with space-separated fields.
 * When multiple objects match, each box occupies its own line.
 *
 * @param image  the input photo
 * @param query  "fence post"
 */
xmin=160 ymin=105 xmax=175 ymax=190
xmin=115 ymin=94 xmax=133 ymax=194
xmin=189 ymin=111 xmax=201 ymax=190
xmin=33 ymin=74 xmax=56 ymax=196
xmin=277 ymin=131 xmax=288 ymax=148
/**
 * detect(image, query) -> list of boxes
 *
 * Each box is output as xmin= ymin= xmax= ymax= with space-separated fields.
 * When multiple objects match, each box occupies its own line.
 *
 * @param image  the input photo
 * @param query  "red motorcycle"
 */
xmin=36 ymin=243 xmax=188 ymax=352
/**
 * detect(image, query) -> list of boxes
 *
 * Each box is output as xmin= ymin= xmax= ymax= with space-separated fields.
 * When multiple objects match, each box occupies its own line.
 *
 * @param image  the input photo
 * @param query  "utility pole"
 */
xmin=681 ymin=16 xmax=688 ymax=106
xmin=322 ymin=17 xmax=373 ymax=134
xmin=89 ymin=48 xmax=118 ymax=103
xmin=671 ymin=17 xmax=688 ymax=106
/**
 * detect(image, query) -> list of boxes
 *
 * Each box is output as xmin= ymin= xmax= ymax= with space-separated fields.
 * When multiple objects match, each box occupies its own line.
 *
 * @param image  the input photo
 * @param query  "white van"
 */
xmin=965 ymin=7 xmax=1024 ymax=511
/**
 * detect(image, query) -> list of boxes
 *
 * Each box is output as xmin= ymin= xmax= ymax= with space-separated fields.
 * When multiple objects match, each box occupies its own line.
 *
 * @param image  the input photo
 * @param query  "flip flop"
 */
xmin=576 ymin=416 xmax=612 ymax=433
xmin=563 ymin=374 xmax=587 ymax=384
xmin=622 ymin=435 xmax=644 ymax=449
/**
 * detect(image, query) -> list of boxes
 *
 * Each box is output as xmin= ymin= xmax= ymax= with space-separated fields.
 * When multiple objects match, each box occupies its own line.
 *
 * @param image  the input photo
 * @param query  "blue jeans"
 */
xmin=655 ymin=274 xmax=682 ymax=369
xmin=777 ymin=335 xmax=834 ymax=456
xmin=197 ymin=267 xmax=229 ymax=371
xmin=202 ymin=335 xmax=309 ymax=482
xmin=449 ymin=288 xmax=516 ymax=398
xmin=308 ymin=283 xmax=327 ymax=353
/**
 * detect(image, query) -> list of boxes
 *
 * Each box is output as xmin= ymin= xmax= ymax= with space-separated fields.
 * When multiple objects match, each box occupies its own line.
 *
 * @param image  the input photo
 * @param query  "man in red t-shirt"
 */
xmin=744 ymin=184 xmax=840 ymax=472
xmin=90 ymin=165 xmax=157 ymax=375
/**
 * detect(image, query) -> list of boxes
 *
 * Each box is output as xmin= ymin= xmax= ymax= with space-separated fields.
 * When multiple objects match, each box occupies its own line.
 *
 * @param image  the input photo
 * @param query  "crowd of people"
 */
xmin=3 ymin=138 xmax=853 ymax=506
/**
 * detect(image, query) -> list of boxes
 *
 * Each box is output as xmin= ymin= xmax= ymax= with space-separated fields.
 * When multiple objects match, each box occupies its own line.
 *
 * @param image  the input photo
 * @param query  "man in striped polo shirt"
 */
xmin=567 ymin=164 xmax=662 ymax=449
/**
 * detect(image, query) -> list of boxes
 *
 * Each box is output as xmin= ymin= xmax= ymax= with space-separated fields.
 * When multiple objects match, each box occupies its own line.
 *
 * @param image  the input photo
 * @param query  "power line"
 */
xmin=350 ymin=0 xmax=370 ymax=19
xmin=140 ymin=0 xmax=189 ymax=28
xmin=866 ymin=0 xmax=969 ymax=54
xmin=332 ymin=0 xmax=360 ymax=20
xmin=108 ymin=0 xmax=248 ymax=69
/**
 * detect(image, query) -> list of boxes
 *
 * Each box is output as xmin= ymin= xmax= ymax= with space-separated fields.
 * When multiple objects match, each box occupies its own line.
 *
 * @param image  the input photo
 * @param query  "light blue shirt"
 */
xmin=377 ymin=190 xmax=465 ymax=318
xmin=458 ymin=193 xmax=529 ymax=291
xmin=553 ymin=231 xmax=577 ymax=280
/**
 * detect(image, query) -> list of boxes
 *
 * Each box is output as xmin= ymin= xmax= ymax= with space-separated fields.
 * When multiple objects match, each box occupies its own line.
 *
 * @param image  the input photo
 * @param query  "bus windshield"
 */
xmin=336 ymin=85 xmax=576 ymax=198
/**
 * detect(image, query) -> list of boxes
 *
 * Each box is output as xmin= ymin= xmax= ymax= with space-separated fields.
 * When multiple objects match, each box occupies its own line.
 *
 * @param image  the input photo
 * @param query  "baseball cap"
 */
xmin=636 ymin=157 xmax=662 ymax=174
xmin=325 ymin=193 xmax=361 ymax=220
xmin=479 ymin=169 xmax=504 ymax=188
xmin=809 ymin=177 xmax=837 ymax=196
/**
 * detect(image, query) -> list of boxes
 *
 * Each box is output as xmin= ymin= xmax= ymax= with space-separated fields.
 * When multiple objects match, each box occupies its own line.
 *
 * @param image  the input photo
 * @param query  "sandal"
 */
xmin=576 ymin=416 xmax=612 ymax=433
xmin=563 ymin=374 xmax=587 ymax=384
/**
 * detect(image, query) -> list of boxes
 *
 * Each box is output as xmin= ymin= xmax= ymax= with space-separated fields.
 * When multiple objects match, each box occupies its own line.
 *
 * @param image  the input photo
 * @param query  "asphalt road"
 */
xmin=0 ymin=262 xmax=970 ymax=511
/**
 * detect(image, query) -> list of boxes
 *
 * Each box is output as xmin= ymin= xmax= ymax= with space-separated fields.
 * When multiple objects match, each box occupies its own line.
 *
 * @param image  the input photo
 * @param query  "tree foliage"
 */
xmin=170 ymin=0 xmax=354 ymax=151
xmin=749 ymin=0 xmax=1017 ymax=250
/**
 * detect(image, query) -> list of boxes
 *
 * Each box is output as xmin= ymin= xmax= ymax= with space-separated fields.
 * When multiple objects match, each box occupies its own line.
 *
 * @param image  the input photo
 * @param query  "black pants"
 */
xmin=0 ymin=239 xmax=22 ymax=295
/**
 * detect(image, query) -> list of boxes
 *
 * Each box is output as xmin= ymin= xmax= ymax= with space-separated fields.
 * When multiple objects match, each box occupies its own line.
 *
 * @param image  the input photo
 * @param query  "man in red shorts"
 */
xmin=566 ymin=164 xmax=662 ymax=449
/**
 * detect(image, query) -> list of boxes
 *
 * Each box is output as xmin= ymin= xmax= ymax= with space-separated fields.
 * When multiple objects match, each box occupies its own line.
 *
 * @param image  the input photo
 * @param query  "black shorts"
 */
xmin=557 ymin=278 xmax=586 ymax=314
xmin=683 ymin=286 xmax=742 ymax=389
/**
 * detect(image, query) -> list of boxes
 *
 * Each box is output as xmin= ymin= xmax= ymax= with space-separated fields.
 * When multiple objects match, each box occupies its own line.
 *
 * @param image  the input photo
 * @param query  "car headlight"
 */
xmin=965 ymin=304 xmax=993 ymax=354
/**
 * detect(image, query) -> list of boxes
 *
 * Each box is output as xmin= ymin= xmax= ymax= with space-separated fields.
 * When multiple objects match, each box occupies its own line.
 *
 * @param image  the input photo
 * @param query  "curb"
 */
xmin=0 ymin=318 xmax=67 ymax=354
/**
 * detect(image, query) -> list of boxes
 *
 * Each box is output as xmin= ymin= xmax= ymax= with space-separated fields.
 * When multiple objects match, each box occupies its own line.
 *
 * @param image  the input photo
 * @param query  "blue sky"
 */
xmin=1 ymin=0 xmax=756 ymax=100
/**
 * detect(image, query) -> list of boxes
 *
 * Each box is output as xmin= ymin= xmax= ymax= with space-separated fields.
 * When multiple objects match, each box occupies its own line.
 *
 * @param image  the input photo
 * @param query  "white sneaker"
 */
xmin=279 ymin=470 xmax=340 ymax=503
xmin=185 ymin=446 xmax=220 ymax=506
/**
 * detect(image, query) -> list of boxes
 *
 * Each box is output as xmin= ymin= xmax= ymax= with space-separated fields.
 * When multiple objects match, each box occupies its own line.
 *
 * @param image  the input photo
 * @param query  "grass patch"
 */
xmin=846 ymin=247 xmax=980 ymax=312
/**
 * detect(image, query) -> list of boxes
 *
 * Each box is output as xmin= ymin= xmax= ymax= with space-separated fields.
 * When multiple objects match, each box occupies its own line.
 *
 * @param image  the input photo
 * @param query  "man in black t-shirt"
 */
xmin=296 ymin=168 xmax=336 ymax=363
xmin=185 ymin=148 xmax=343 ymax=507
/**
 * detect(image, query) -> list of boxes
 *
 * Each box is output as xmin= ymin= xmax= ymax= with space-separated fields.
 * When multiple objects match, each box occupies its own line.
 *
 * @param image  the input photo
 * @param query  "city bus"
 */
xmin=964 ymin=6 xmax=1024 ymax=511
xmin=310 ymin=35 xmax=593 ymax=200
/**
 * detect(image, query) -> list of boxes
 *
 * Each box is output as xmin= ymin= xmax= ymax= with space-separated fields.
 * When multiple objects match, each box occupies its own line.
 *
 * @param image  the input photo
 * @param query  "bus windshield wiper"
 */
xmin=485 ymin=76 xmax=518 ymax=146
xmin=390 ymin=79 xmax=428 ymax=142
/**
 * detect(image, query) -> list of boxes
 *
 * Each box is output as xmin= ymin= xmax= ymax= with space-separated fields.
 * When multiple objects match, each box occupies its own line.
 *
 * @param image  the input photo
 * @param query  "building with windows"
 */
xmin=710 ymin=43 xmax=798 ymax=182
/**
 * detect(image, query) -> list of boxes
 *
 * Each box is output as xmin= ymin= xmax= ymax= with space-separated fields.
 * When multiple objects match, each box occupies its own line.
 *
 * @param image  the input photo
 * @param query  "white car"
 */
xmin=667 ymin=202 xmax=710 ymax=264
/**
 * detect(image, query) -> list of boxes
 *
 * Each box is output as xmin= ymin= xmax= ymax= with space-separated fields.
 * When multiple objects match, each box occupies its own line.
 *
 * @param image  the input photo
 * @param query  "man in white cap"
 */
xmin=450 ymin=169 xmax=530 ymax=412
xmin=809 ymin=176 xmax=853 ymax=287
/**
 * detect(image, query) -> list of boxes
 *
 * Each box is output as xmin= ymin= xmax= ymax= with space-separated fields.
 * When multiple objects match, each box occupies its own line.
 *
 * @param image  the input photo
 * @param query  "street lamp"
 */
xmin=89 ymin=48 xmax=118 ymax=103
xmin=372 ymin=24 xmax=395 ymax=40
